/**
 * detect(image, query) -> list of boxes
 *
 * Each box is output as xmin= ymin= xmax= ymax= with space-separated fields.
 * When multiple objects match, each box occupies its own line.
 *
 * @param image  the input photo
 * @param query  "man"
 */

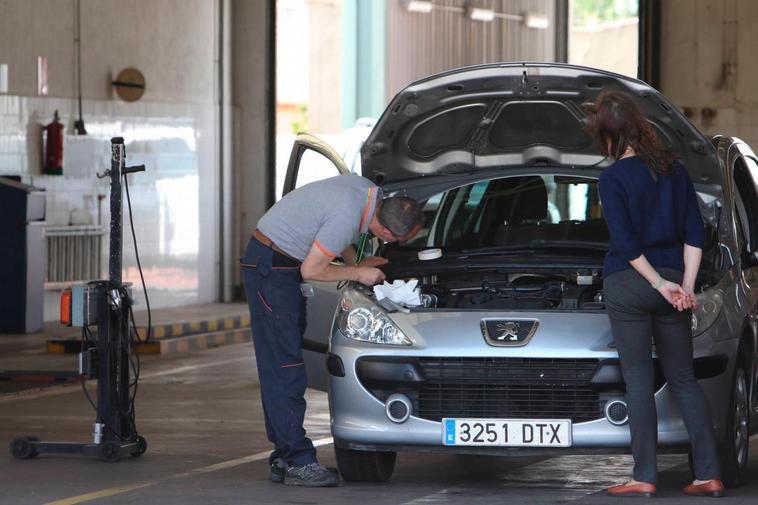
xmin=240 ymin=174 xmax=423 ymax=487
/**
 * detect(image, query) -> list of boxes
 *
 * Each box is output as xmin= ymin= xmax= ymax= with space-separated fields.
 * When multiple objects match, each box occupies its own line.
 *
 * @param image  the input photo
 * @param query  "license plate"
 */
xmin=442 ymin=418 xmax=572 ymax=447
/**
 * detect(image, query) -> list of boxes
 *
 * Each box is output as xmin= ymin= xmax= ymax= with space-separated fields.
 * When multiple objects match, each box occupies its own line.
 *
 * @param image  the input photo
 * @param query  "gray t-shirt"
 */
xmin=257 ymin=175 xmax=380 ymax=261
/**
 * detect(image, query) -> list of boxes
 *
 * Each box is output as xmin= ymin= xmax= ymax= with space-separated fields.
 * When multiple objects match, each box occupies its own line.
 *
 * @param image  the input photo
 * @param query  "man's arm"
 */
xmin=342 ymin=244 xmax=388 ymax=267
xmin=301 ymin=243 xmax=385 ymax=285
xmin=341 ymin=245 xmax=357 ymax=265
xmin=338 ymin=244 xmax=388 ymax=267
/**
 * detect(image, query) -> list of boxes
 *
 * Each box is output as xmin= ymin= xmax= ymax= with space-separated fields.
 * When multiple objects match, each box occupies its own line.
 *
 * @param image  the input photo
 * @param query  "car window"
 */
xmin=405 ymin=193 xmax=442 ymax=246
xmin=403 ymin=175 xmax=607 ymax=249
xmin=733 ymin=158 xmax=758 ymax=252
xmin=734 ymin=202 xmax=748 ymax=253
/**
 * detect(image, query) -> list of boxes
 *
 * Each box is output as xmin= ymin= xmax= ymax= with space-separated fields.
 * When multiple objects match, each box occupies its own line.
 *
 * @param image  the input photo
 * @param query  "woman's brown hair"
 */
xmin=584 ymin=90 xmax=674 ymax=175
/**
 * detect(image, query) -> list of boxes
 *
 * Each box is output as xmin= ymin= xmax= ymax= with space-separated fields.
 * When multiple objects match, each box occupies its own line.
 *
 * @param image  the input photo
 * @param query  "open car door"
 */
xmin=283 ymin=133 xmax=349 ymax=391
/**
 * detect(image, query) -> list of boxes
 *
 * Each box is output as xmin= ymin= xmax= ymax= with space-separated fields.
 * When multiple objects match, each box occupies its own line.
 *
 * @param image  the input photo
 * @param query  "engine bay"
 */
xmin=382 ymin=267 xmax=606 ymax=311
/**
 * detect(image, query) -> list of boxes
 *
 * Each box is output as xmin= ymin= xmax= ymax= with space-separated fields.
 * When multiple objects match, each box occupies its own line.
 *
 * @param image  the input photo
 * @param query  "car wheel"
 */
xmin=334 ymin=446 xmax=396 ymax=482
xmin=718 ymin=355 xmax=750 ymax=488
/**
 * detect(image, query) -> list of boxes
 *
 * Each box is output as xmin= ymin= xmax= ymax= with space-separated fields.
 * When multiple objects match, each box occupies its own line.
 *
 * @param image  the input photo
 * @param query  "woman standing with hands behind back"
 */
xmin=587 ymin=91 xmax=724 ymax=498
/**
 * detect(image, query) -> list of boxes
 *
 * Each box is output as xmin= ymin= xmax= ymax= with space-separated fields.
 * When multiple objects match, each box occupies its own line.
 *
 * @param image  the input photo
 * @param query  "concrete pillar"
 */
xmin=230 ymin=0 xmax=275 ymax=298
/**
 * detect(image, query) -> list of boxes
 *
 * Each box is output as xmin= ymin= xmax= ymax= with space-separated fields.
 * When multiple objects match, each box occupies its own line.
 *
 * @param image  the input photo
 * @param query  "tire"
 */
xmin=130 ymin=436 xmax=147 ymax=458
xmin=99 ymin=441 xmax=122 ymax=463
xmin=334 ymin=446 xmax=396 ymax=482
xmin=718 ymin=355 xmax=751 ymax=488
xmin=9 ymin=437 xmax=33 ymax=460
xmin=26 ymin=436 xmax=40 ymax=458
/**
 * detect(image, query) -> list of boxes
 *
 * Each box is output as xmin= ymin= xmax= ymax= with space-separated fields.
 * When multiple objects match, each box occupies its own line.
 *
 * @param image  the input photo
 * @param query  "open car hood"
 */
xmin=361 ymin=63 xmax=720 ymax=187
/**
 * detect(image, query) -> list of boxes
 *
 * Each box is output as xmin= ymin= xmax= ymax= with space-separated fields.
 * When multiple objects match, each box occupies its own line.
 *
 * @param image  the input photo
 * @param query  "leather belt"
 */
xmin=254 ymin=229 xmax=301 ymax=263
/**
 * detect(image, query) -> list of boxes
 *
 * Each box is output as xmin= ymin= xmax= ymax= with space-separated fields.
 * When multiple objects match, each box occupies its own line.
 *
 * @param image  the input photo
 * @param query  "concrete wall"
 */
xmin=0 ymin=0 xmax=221 ymax=317
xmin=0 ymin=0 xmax=215 ymax=102
xmin=660 ymin=0 xmax=758 ymax=150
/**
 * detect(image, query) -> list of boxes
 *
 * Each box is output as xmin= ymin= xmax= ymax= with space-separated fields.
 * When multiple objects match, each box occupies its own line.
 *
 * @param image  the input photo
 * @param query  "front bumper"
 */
xmin=328 ymin=310 xmax=734 ymax=454
xmin=331 ymin=367 xmax=691 ymax=450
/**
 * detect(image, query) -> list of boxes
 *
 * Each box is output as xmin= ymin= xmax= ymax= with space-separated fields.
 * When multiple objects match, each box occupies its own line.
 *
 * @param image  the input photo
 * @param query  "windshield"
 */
xmin=403 ymin=175 xmax=607 ymax=251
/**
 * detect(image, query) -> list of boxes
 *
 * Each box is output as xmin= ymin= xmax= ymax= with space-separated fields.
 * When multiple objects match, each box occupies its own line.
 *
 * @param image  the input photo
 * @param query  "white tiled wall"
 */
xmin=0 ymin=94 xmax=218 ymax=319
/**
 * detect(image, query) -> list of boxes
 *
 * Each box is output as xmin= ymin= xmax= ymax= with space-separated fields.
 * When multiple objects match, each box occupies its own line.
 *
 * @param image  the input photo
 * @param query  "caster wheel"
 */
xmin=10 ymin=437 xmax=34 ymax=460
xmin=99 ymin=441 xmax=122 ymax=463
xmin=26 ymin=436 xmax=40 ymax=458
xmin=130 ymin=436 xmax=147 ymax=457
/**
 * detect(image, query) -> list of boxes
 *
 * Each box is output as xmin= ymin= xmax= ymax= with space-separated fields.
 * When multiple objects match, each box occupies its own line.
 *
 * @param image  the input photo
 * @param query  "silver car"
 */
xmin=284 ymin=63 xmax=758 ymax=486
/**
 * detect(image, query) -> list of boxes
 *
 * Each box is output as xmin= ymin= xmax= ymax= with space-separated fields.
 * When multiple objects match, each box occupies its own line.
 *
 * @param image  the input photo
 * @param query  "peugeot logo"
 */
xmin=495 ymin=321 xmax=520 ymax=341
xmin=481 ymin=319 xmax=539 ymax=347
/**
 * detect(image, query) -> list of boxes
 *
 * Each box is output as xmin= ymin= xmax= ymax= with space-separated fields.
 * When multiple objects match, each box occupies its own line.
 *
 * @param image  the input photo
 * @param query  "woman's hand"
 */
xmin=657 ymin=280 xmax=690 ymax=310
xmin=358 ymin=256 xmax=389 ymax=268
xmin=681 ymin=284 xmax=699 ymax=310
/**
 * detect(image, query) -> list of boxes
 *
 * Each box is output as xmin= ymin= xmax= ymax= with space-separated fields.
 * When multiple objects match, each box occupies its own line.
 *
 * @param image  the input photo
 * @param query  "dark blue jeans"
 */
xmin=604 ymin=267 xmax=720 ymax=483
xmin=241 ymin=238 xmax=316 ymax=467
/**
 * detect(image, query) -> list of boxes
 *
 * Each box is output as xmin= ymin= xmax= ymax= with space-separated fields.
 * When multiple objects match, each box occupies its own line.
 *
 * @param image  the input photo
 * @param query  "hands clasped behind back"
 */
xmin=657 ymin=279 xmax=698 ymax=311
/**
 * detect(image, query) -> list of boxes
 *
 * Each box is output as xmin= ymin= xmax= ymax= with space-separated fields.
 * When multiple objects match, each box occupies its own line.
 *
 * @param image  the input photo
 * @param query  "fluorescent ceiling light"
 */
xmin=524 ymin=12 xmax=550 ymax=29
xmin=403 ymin=0 xmax=433 ymax=13
xmin=467 ymin=6 xmax=495 ymax=22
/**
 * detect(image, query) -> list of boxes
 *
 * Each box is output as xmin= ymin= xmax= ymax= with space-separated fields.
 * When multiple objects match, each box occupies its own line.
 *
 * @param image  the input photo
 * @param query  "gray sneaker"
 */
xmin=284 ymin=462 xmax=340 ymax=487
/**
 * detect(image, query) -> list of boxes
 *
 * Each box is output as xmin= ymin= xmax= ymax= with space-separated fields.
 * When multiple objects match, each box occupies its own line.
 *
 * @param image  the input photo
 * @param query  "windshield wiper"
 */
xmin=463 ymin=240 xmax=607 ymax=255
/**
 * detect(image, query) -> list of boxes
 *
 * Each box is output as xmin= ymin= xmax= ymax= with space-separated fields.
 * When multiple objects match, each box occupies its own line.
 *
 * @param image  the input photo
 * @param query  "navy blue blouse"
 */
xmin=598 ymin=156 xmax=705 ymax=276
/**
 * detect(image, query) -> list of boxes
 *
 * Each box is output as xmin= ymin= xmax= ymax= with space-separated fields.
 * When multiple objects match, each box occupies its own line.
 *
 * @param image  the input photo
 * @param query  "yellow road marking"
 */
xmin=44 ymin=482 xmax=156 ymax=505
xmin=44 ymin=437 xmax=334 ymax=505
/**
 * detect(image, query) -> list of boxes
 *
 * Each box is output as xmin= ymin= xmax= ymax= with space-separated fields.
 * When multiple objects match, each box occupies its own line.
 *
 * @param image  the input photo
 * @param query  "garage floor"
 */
xmin=2 ymin=340 xmax=758 ymax=504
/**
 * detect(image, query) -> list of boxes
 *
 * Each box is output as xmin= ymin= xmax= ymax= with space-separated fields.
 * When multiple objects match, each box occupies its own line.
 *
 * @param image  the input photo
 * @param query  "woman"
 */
xmin=587 ymin=91 xmax=724 ymax=498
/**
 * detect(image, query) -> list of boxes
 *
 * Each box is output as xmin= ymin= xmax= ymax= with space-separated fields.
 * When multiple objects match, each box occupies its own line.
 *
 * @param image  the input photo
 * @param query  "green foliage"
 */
xmin=571 ymin=0 xmax=638 ymax=26
xmin=291 ymin=103 xmax=310 ymax=134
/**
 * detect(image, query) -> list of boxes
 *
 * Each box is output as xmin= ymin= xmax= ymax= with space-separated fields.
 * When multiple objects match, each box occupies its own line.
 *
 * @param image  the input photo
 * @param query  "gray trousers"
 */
xmin=604 ymin=267 xmax=721 ymax=483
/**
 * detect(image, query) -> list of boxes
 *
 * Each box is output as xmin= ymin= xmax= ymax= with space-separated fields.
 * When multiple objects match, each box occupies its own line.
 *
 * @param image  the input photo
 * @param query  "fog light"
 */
xmin=605 ymin=399 xmax=629 ymax=426
xmin=385 ymin=394 xmax=412 ymax=423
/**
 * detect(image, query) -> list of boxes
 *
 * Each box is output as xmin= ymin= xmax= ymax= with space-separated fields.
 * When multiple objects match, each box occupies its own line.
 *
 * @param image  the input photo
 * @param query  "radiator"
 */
xmin=45 ymin=225 xmax=105 ymax=285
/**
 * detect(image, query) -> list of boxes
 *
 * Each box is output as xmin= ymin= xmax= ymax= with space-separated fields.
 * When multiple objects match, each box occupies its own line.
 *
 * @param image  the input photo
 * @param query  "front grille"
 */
xmin=416 ymin=357 xmax=603 ymax=423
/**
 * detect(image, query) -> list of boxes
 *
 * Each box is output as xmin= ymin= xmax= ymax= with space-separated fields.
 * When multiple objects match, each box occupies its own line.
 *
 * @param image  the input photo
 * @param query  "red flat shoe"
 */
xmin=683 ymin=480 xmax=725 ymax=497
xmin=607 ymin=482 xmax=657 ymax=498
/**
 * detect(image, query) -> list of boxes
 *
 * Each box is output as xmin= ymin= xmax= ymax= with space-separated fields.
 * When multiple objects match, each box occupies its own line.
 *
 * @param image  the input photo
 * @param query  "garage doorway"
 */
xmin=568 ymin=0 xmax=639 ymax=79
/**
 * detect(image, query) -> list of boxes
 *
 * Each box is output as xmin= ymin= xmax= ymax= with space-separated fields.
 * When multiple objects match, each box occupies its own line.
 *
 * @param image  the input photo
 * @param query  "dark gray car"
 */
xmin=284 ymin=63 xmax=758 ymax=486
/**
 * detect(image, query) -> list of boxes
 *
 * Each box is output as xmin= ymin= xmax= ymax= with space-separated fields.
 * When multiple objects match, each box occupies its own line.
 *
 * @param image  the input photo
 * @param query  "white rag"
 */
xmin=373 ymin=279 xmax=422 ymax=307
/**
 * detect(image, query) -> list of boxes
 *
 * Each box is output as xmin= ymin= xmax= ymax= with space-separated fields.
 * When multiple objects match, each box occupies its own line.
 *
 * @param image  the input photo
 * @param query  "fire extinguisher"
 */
xmin=43 ymin=110 xmax=64 ymax=175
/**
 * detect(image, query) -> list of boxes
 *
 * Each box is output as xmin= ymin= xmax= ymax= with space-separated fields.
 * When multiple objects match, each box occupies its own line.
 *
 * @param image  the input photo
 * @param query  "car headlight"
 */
xmin=335 ymin=288 xmax=412 ymax=345
xmin=691 ymin=290 xmax=724 ymax=337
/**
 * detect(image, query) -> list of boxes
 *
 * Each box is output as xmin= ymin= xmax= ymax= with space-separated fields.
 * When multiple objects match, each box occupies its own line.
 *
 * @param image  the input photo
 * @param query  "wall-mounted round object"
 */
xmin=112 ymin=68 xmax=145 ymax=102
